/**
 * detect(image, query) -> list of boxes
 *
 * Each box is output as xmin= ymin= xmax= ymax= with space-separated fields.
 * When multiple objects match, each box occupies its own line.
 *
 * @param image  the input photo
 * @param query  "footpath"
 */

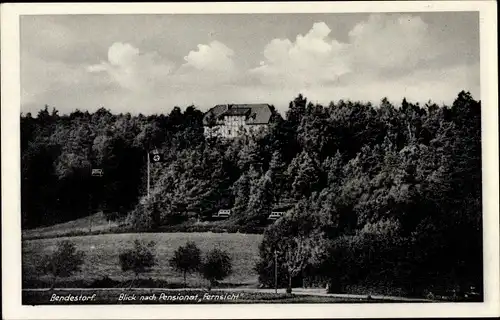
xmin=23 ymin=287 xmax=433 ymax=302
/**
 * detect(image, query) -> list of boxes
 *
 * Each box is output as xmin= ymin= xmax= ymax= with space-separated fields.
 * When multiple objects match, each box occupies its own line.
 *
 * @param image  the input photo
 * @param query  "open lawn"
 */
xmin=22 ymin=212 xmax=121 ymax=240
xmin=23 ymin=232 xmax=263 ymax=288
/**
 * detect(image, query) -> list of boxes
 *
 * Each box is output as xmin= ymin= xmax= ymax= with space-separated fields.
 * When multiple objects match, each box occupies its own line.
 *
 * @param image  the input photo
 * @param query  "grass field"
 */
xmin=23 ymin=232 xmax=263 ymax=288
xmin=22 ymin=212 xmax=121 ymax=240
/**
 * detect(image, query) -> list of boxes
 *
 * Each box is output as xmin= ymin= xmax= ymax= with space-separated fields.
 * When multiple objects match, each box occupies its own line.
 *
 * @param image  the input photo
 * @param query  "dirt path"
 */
xmin=22 ymin=287 xmax=433 ymax=302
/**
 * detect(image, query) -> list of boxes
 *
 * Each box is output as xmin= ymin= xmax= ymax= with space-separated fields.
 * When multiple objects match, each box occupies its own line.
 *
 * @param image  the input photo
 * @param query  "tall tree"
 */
xmin=169 ymin=241 xmax=202 ymax=287
xmin=288 ymin=151 xmax=322 ymax=200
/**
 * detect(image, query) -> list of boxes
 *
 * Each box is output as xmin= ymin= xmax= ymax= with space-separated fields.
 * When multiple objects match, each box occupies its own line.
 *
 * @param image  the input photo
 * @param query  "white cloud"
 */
xmin=251 ymin=15 xmax=445 ymax=89
xmin=246 ymin=14 xmax=476 ymax=112
xmin=22 ymin=14 xmax=479 ymax=116
xmin=250 ymin=22 xmax=350 ymax=89
xmin=183 ymin=40 xmax=235 ymax=72
xmin=88 ymin=40 xmax=238 ymax=92
xmin=75 ymin=40 xmax=240 ymax=114
xmin=87 ymin=42 xmax=175 ymax=91
xmin=347 ymin=14 xmax=440 ymax=71
xmin=174 ymin=40 xmax=239 ymax=87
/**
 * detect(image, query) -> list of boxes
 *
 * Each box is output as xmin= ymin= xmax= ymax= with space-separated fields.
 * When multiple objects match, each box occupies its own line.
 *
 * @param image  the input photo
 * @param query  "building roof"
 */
xmin=224 ymin=107 xmax=252 ymax=117
xmin=203 ymin=104 xmax=272 ymax=125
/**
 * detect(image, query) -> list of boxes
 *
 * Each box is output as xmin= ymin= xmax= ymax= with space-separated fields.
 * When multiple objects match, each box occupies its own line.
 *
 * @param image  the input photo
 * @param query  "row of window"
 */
xmin=204 ymin=124 xmax=268 ymax=136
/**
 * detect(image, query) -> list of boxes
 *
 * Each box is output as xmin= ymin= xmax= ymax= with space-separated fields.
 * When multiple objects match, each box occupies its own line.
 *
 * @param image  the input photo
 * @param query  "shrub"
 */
xmin=323 ymin=219 xmax=409 ymax=294
xmin=127 ymin=197 xmax=162 ymax=231
xmin=200 ymin=248 xmax=232 ymax=290
xmin=37 ymin=240 xmax=85 ymax=289
xmin=169 ymin=241 xmax=202 ymax=287
xmin=119 ymin=240 xmax=156 ymax=284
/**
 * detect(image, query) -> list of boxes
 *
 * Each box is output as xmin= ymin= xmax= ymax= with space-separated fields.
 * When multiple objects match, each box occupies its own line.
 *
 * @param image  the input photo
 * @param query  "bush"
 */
xmin=37 ymin=240 xmax=85 ymax=289
xmin=127 ymin=197 xmax=162 ymax=231
xmin=169 ymin=241 xmax=202 ymax=287
xmin=255 ymin=230 xmax=293 ymax=288
xmin=322 ymin=219 xmax=410 ymax=294
xmin=119 ymin=240 xmax=156 ymax=282
xmin=200 ymin=248 xmax=232 ymax=290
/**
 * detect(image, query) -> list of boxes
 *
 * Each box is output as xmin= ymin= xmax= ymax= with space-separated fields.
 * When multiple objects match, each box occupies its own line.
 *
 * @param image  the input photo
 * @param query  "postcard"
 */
xmin=1 ymin=1 xmax=498 ymax=319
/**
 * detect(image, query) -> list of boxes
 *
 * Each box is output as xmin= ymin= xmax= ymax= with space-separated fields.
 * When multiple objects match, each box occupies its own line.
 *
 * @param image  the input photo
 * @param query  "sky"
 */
xmin=20 ymin=12 xmax=480 ymax=115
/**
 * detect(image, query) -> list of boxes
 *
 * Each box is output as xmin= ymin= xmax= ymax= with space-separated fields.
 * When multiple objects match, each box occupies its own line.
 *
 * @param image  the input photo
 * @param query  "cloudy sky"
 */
xmin=20 ymin=12 xmax=479 ymax=115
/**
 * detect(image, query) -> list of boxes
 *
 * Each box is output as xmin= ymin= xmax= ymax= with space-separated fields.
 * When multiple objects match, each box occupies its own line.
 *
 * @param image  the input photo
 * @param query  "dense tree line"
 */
xmin=255 ymin=92 xmax=482 ymax=297
xmin=21 ymin=91 xmax=482 ymax=297
xmin=21 ymin=105 xmax=204 ymax=227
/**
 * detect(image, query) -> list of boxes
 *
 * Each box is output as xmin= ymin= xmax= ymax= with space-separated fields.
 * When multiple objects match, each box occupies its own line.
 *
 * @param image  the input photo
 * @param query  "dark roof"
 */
xmin=203 ymin=104 xmax=228 ymax=126
xmin=203 ymin=104 xmax=272 ymax=125
xmin=224 ymin=107 xmax=251 ymax=117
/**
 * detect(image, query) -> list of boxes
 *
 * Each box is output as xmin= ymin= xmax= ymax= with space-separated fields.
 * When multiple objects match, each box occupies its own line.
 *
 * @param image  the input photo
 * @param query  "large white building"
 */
xmin=203 ymin=104 xmax=273 ymax=138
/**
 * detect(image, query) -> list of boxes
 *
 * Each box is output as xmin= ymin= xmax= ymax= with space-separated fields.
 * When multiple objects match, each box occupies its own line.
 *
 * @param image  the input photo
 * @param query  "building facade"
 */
xmin=203 ymin=104 xmax=273 ymax=138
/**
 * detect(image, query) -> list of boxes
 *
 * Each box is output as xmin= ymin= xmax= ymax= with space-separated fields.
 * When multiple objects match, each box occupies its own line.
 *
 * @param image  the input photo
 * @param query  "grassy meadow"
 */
xmin=23 ymin=232 xmax=263 ymax=288
xmin=22 ymin=212 xmax=122 ymax=240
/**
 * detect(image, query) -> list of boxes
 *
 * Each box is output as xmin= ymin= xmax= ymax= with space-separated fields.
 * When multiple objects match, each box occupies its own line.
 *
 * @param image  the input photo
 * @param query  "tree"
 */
xmin=268 ymin=150 xmax=288 ymax=203
xmin=323 ymin=218 xmax=407 ymax=294
xmin=237 ymin=138 xmax=263 ymax=171
xmin=280 ymin=232 xmax=327 ymax=293
xmin=231 ymin=172 xmax=251 ymax=217
xmin=256 ymin=206 xmax=328 ymax=293
xmin=119 ymin=240 xmax=156 ymax=286
xmin=37 ymin=240 xmax=85 ymax=289
xmin=322 ymin=150 xmax=344 ymax=186
xmin=244 ymin=170 xmax=273 ymax=225
xmin=200 ymin=248 xmax=232 ymax=290
xmin=128 ymin=197 xmax=160 ymax=231
xmin=288 ymin=151 xmax=322 ymax=200
xmin=169 ymin=241 xmax=202 ymax=287
xmin=286 ymin=94 xmax=307 ymax=130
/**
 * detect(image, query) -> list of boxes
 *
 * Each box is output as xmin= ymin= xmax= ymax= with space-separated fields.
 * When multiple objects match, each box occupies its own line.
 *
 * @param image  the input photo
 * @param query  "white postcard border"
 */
xmin=2 ymin=1 xmax=498 ymax=319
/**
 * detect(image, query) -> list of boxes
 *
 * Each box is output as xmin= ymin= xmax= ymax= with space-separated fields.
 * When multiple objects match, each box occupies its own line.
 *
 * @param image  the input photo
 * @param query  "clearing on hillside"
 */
xmin=22 ymin=212 xmax=121 ymax=240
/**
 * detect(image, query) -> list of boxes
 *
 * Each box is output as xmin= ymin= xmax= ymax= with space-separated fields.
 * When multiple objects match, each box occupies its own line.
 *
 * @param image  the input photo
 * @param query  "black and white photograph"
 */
xmin=1 ymin=1 xmax=499 ymax=319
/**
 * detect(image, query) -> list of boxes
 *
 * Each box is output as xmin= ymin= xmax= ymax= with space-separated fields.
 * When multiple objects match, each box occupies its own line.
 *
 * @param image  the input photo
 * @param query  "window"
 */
xmin=228 ymin=129 xmax=231 ymax=135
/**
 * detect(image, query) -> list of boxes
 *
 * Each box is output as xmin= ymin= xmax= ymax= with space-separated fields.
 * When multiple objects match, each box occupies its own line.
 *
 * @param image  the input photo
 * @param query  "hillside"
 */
xmin=22 ymin=212 xmax=121 ymax=240
xmin=21 ymin=92 xmax=483 ymax=298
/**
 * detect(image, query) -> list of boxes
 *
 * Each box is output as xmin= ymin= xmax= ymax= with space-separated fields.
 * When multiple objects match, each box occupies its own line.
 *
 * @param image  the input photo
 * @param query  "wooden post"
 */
xmin=147 ymin=151 xmax=150 ymax=199
xmin=274 ymin=250 xmax=278 ymax=294
xmin=88 ymin=193 xmax=92 ymax=233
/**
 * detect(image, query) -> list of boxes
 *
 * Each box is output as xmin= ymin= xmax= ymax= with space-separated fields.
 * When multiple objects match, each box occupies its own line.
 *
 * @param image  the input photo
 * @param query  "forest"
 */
xmin=21 ymin=91 xmax=482 ymax=296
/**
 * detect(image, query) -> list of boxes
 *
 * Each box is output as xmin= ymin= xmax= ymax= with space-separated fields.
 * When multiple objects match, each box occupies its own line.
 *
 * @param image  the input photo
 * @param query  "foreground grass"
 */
xmin=22 ymin=289 xmax=380 ymax=305
xmin=23 ymin=232 xmax=263 ymax=287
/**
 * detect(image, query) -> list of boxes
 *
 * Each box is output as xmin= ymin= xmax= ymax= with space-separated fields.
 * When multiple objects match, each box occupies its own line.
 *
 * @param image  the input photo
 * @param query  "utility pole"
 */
xmin=274 ymin=249 xmax=278 ymax=294
xmin=147 ymin=150 xmax=150 ymax=199
xmin=88 ymin=145 xmax=93 ymax=234
xmin=88 ymin=192 xmax=92 ymax=233
xmin=89 ymin=167 xmax=103 ymax=232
